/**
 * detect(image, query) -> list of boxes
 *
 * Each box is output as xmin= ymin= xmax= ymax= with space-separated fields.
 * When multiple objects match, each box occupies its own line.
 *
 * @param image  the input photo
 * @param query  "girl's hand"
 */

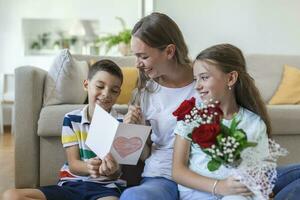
xmin=216 ymin=176 xmax=253 ymax=196
xmin=99 ymin=153 xmax=120 ymax=177
xmin=123 ymin=105 xmax=142 ymax=124
xmin=86 ymin=157 xmax=102 ymax=178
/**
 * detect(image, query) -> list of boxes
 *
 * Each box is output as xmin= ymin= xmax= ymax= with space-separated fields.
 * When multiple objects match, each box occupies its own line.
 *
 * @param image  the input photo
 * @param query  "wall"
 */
xmin=2 ymin=0 xmax=300 ymax=71
xmin=0 ymin=0 xmax=140 ymax=125
xmin=0 ymin=0 xmax=140 ymax=73
xmin=154 ymin=0 xmax=300 ymax=58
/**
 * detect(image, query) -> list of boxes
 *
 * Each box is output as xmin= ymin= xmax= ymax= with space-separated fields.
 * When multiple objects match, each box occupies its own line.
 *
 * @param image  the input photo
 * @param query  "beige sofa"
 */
xmin=14 ymin=54 xmax=300 ymax=189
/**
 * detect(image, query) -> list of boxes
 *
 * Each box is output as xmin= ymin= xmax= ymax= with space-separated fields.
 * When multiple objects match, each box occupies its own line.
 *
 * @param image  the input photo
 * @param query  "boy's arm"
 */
xmin=99 ymin=153 xmax=121 ymax=179
xmin=65 ymin=145 xmax=101 ymax=177
xmin=107 ymin=165 xmax=122 ymax=179
xmin=61 ymin=114 xmax=101 ymax=178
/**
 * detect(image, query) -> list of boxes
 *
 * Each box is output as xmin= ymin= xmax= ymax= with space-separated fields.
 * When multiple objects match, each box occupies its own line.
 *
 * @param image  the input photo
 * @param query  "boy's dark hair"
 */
xmin=88 ymin=59 xmax=123 ymax=84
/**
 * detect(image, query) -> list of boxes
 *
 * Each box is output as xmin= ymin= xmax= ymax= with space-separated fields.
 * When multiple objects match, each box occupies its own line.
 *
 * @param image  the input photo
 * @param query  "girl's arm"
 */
xmin=172 ymin=135 xmax=252 ymax=196
xmin=65 ymin=145 xmax=101 ymax=177
xmin=172 ymin=135 xmax=216 ymax=192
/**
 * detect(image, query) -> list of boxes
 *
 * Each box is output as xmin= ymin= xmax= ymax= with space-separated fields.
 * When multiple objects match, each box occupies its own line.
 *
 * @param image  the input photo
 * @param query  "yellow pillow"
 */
xmin=269 ymin=65 xmax=300 ymax=105
xmin=117 ymin=67 xmax=138 ymax=104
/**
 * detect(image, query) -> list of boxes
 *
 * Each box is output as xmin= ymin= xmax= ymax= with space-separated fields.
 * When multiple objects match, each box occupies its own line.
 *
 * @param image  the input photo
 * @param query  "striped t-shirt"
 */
xmin=59 ymin=105 xmax=125 ymax=187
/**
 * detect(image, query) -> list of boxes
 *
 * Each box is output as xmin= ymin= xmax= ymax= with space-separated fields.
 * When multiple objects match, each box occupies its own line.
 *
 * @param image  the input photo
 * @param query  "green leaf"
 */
xmin=221 ymin=124 xmax=230 ymax=136
xmin=207 ymin=159 xmax=222 ymax=171
xmin=202 ymin=149 xmax=212 ymax=156
xmin=230 ymin=115 xmax=240 ymax=133
xmin=216 ymin=133 xmax=223 ymax=144
xmin=187 ymin=133 xmax=192 ymax=139
xmin=233 ymin=130 xmax=246 ymax=141
xmin=95 ymin=17 xmax=132 ymax=54
xmin=243 ymin=141 xmax=257 ymax=148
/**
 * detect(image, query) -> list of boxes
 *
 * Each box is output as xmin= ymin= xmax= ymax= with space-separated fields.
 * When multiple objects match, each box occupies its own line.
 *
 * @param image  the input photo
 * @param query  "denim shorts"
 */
xmin=39 ymin=181 xmax=124 ymax=200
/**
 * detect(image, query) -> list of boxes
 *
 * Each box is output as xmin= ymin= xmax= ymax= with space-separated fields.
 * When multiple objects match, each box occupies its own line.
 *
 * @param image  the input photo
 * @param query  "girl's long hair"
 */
xmin=195 ymin=44 xmax=271 ymax=137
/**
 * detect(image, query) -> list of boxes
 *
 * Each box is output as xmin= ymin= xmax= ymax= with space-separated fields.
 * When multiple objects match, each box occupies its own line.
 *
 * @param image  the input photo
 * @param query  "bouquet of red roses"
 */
xmin=173 ymin=97 xmax=257 ymax=171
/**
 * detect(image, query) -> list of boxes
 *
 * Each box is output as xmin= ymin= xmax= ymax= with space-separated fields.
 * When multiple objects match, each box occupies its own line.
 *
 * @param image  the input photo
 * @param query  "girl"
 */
xmin=119 ymin=12 xmax=198 ymax=200
xmin=172 ymin=44 xmax=271 ymax=200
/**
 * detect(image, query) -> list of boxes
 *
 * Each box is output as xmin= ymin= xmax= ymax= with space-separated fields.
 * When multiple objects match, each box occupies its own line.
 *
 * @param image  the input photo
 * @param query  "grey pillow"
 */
xmin=43 ymin=49 xmax=88 ymax=106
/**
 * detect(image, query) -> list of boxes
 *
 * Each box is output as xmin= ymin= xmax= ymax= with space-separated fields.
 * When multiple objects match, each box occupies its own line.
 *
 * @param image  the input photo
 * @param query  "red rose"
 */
xmin=172 ymin=97 xmax=196 ymax=121
xmin=191 ymin=123 xmax=221 ymax=148
xmin=198 ymin=102 xmax=223 ymax=124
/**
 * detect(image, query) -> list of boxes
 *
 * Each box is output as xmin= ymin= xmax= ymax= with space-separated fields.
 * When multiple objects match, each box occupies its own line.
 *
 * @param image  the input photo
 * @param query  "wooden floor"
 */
xmin=0 ymin=126 xmax=14 ymax=196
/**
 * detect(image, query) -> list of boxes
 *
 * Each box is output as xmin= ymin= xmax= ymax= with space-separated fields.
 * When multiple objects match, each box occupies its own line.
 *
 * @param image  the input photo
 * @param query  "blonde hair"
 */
xmin=195 ymin=44 xmax=271 ymax=137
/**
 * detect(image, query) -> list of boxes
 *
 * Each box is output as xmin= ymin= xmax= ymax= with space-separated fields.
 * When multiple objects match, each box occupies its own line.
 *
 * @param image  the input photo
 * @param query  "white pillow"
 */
xmin=43 ymin=49 xmax=88 ymax=106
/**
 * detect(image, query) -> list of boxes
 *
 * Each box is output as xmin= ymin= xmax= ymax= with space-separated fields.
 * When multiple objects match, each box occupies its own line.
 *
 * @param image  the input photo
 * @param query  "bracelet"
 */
xmin=212 ymin=180 xmax=219 ymax=196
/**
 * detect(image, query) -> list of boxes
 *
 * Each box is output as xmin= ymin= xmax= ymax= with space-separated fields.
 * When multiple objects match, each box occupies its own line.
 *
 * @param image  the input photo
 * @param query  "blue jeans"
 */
xmin=120 ymin=177 xmax=179 ymax=200
xmin=274 ymin=163 xmax=300 ymax=200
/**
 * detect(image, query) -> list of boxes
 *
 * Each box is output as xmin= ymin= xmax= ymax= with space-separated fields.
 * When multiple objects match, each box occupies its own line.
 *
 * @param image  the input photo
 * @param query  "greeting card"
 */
xmin=86 ymin=105 xmax=151 ymax=165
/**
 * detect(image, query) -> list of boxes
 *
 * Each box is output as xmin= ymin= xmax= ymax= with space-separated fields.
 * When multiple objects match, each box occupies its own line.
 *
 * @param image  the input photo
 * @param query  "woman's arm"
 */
xmin=123 ymin=105 xmax=142 ymax=124
xmin=140 ymin=134 xmax=152 ymax=161
xmin=124 ymin=105 xmax=151 ymax=161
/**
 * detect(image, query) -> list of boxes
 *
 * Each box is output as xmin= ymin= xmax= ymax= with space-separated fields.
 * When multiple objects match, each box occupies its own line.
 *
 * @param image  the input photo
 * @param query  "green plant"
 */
xmin=30 ymin=32 xmax=51 ymax=50
xmin=96 ymin=17 xmax=132 ymax=54
xmin=53 ymin=32 xmax=78 ymax=49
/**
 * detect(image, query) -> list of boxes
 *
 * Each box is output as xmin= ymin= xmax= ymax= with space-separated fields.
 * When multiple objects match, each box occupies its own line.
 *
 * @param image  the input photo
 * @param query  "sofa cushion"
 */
xmin=38 ymin=104 xmax=85 ymax=137
xmin=43 ymin=49 xmax=89 ymax=106
xmin=246 ymin=55 xmax=300 ymax=102
xmin=38 ymin=104 xmax=129 ymax=137
xmin=269 ymin=65 xmax=300 ymax=105
xmin=267 ymin=105 xmax=300 ymax=135
xmin=73 ymin=54 xmax=136 ymax=67
xmin=117 ymin=67 xmax=138 ymax=104
xmin=87 ymin=58 xmax=138 ymax=105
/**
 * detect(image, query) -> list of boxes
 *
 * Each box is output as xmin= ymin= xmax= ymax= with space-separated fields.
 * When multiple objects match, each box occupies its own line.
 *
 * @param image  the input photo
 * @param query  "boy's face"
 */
xmin=84 ymin=71 xmax=122 ymax=116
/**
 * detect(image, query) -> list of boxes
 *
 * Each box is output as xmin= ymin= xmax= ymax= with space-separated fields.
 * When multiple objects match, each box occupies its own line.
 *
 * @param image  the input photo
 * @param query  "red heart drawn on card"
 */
xmin=113 ymin=136 xmax=143 ymax=158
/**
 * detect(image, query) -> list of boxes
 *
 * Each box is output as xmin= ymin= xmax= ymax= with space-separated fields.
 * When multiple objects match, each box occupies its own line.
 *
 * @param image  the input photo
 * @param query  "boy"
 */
xmin=3 ymin=59 xmax=125 ymax=200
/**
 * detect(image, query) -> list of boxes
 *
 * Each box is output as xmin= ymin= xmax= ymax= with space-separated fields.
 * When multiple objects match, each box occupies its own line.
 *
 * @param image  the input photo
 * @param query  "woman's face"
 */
xmin=131 ymin=36 xmax=169 ymax=79
xmin=193 ymin=60 xmax=229 ymax=103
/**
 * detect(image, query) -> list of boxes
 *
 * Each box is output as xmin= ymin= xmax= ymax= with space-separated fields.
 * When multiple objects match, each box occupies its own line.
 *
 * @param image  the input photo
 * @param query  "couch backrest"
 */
xmin=74 ymin=54 xmax=300 ymax=103
xmin=73 ymin=54 xmax=136 ymax=67
xmin=245 ymin=54 xmax=300 ymax=102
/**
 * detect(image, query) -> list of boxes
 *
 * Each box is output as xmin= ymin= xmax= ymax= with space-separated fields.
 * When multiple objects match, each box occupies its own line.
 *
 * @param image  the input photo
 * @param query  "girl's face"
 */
xmin=193 ymin=60 xmax=230 ymax=103
xmin=131 ymin=36 xmax=170 ymax=79
xmin=84 ymin=71 xmax=121 ymax=117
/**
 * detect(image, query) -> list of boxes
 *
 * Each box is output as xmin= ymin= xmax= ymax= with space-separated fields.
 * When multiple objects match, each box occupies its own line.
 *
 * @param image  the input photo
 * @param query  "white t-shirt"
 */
xmin=140 ymin=80 xmax=200 ymax=179
xmin=174 ymin=106 xmax=269 ymax=199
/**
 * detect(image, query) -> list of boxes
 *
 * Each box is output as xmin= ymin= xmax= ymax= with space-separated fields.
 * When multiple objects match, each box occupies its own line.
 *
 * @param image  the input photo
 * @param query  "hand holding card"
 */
xmin=86 ymin=105 xmax=151 ymax=165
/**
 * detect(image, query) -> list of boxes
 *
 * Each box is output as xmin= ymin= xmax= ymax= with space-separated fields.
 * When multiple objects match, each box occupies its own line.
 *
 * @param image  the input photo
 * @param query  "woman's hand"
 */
xmin=216 ymin=176 xmax=253 ymax=196
xmin=86 ymin=157 xmax=102 ymax=178
xmin=99 ymin=153 xmax=120 ymax=177
xmin=123 ymin=105 xmax=142 ymax=124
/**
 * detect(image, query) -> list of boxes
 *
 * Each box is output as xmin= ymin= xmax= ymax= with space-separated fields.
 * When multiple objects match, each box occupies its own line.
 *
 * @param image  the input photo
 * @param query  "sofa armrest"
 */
xmin=15 ymin=66 xmax=47 ymax=188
